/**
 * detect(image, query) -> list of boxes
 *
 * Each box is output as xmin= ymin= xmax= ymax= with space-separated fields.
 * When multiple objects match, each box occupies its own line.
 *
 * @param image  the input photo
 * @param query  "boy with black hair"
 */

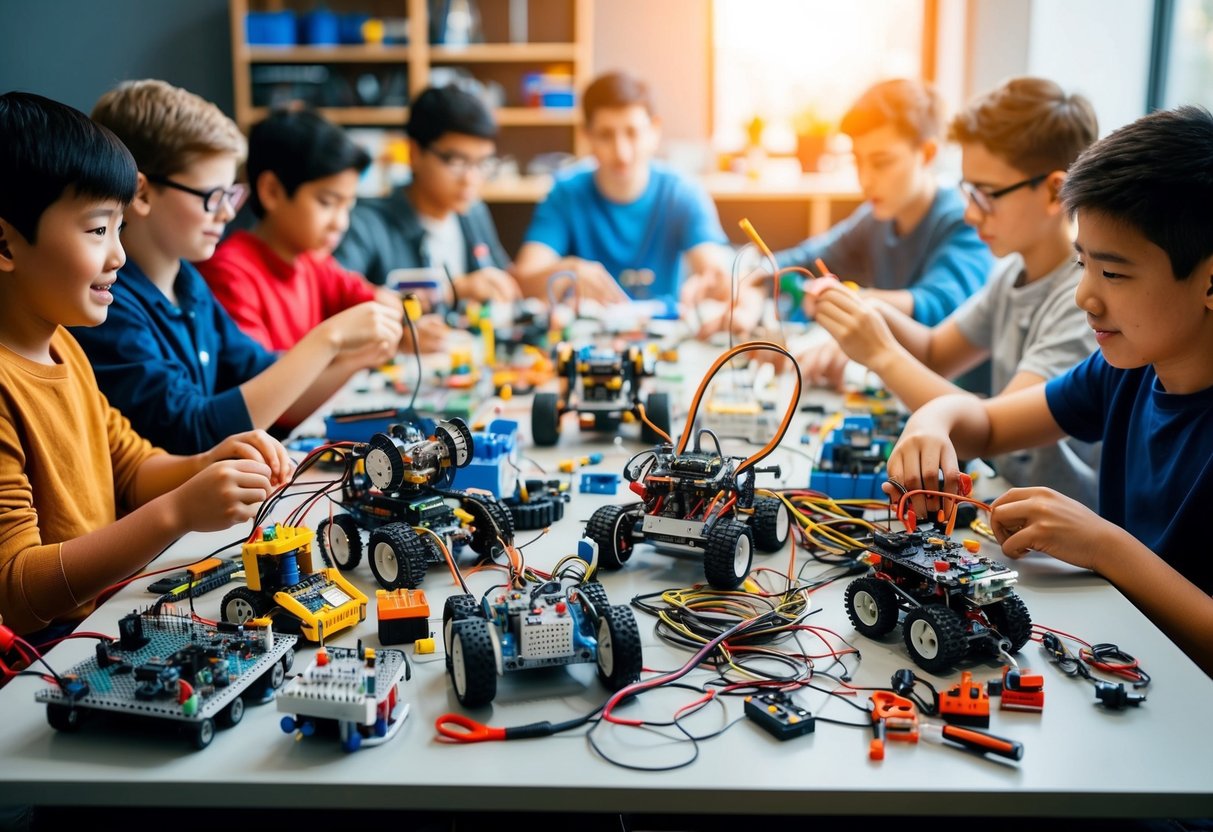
xmin=886 ymin=105 xmax=1213 ymax=676
xmin=334 ymin=84 xmax=519 ymax=304
xmin=513 ymin=70 xmax=731 ymax=311
xmin=803 ymin=77 xmax=1100 ymax=506
xmin=200 ymin=108 xmax=430 ymax=352
xmin=76 ymin=79 xmax=403 ymax=455
xmin=0 ymin=91 xmax=290 ymax=637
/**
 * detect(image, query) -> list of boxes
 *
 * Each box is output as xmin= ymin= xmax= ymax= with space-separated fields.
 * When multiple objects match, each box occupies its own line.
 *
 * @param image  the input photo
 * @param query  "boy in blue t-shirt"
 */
xmin=886 ymin=105 xmax=1213 ymax=677
xmin=513 ymin=71 xmax=730 ymax=314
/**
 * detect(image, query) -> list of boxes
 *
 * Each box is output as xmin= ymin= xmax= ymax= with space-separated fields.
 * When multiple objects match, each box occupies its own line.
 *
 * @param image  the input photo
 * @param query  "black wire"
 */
xmin=404 ymin=310 xmax=422 ymax=412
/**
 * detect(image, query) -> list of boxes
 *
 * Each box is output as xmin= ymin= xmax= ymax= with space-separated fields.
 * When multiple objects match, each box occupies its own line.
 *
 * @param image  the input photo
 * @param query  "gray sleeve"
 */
xmin=1017 ymin=287 xmax=1098 ymax=381
xmin=948 ymin=265 xmax=1004 ymax=351
xmin=333 ymin=204 xmax=388 ymax=285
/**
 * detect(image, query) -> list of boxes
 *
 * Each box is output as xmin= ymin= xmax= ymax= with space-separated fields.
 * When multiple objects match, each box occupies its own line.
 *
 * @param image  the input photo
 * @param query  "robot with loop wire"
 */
xmin=316 ymin=418 xmax=518 ymax=592
xmin=585 ymin=342 xmax=798 ymax=589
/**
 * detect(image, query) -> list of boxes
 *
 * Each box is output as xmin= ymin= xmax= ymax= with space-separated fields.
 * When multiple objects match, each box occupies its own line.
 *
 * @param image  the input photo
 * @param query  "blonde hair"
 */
xmin=91 ymin=79 xmax=246 ymax=176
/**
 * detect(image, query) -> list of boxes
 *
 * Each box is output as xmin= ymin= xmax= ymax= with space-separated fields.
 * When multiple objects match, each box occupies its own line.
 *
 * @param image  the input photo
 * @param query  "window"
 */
xmin=1150 ymin=0 xmax=1213 ymax=111
xmin=712 ymin=0 xmax=928 ymax=154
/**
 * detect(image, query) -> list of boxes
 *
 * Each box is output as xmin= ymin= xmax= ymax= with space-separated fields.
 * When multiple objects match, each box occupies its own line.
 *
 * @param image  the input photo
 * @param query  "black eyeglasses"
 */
xmin=424 ymin=147 xmax=499 ymax=178
xmin=959 ymin=173 xmax=1049 ymax=214
xmin=145 ymin=173 xmax=249 ymax=214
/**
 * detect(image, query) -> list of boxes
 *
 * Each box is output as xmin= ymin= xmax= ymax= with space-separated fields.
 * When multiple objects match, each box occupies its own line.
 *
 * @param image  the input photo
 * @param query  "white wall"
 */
xmin=968 ymin=0 xmax=1153 ymax=136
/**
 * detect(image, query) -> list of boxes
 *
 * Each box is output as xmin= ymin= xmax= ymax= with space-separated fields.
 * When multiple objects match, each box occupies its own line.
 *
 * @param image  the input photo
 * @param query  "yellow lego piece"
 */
xmin=415 ymin=637 xmax=436 ymax=654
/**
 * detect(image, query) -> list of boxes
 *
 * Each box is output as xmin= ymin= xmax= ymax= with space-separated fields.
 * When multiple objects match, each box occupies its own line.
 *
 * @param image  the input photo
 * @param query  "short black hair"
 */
xmin=583 ymin=71 xmax=655 ymax=124
xmin=1061 ymin=105 xmax=1213 ymax=281
xmin=246 ymin=108 xmax=372 ymax=218
xmin=0 ymin=91 xmax=136 ymax=244
xmin=405 ymin=85 xmax=497 ymax=148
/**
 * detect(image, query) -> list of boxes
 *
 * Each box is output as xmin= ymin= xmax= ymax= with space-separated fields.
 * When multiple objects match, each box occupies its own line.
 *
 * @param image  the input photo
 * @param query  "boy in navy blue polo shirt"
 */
xmin=74 ymin=80 xmax=404 ymax=455
xmin=885 ymin=105 xmax=1213 ymax=676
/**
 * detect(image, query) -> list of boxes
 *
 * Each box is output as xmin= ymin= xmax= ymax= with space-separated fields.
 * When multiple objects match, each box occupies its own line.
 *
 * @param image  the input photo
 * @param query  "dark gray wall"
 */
xmin=1 ymin=0 xmax=233 ymax=116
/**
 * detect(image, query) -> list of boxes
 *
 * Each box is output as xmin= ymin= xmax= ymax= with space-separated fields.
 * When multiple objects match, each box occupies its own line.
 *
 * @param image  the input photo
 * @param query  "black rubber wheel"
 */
xmin=751 ymin=496 xmax=791 ymax=552
xmin=577 ymin=581 xmax=610 ymax=618
xmin=903 ymin=604 xmax=968 ymax=674
xmin=442 ymin=593 xmax=480 ymax=670
xmin=449 ymin=617 xmax=498 ymax=708
xmin=596 ymin=605 xmax=643 ymax=690
xmin=280 ymin=650 xmax=294 ymax=674
xmin=220 ymin=586 xmax=272 ymax=625
xmin=640 ymin=392 xmax=672 ymax=444
xmin=703 ymin=519 xmax=754 ymax=590
xmin=46 ymin=703 xmax=83 ymax=733
xmin=368 ymin=522 xmax=430 ymax=589
xmin=217 ymin=695 xmax=245 ymax=727
xmin=505 ymin=493 xmax=565 ymax=531
xmin=316 ymin=514 xmax=363 ymax=570
xmin=844 ymin=577 xmax=901 ymax=638
xmin=189 ymin=717 xmax=216 ymax=751
xmin=465 ymin=496 xmax=514 ymax=559
xmin=585 ymin=504 xmax=640 ymax=570
xmin=984 ymin=594 xmax=1033 ymax=654
xmin=532 ymin=392 xmax=562 ymax=447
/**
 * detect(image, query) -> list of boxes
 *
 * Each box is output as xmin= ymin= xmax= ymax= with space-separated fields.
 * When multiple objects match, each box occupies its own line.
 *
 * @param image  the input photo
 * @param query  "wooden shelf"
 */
xmin=429 ymin=43 xmax=578 ymax=63
xmin=496 ymin=107 xmax=580 ymax=127
xmin=231 ymin=0 xmax=592 ymax=155
xmin=249 ymin=106 xmax=409 ymax=126
xmin=245 ymin=45 xmax=411 ymax=63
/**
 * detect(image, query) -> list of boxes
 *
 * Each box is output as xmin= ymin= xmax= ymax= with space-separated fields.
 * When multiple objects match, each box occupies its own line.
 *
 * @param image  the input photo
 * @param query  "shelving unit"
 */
xmin=229 ymin=0 xmax=592 ymax=194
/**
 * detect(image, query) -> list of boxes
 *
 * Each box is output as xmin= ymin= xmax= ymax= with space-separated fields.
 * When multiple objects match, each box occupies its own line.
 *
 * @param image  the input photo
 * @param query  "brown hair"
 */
xmin=840 ymin=79 xmax=944 ymax=145
xmin=949 ymin=76 xmax=1098 ymax=175
xmin=91 ymin=79 xmax=246 ymax=176
xmin=582 ymin=71 xmax=655 ymax=125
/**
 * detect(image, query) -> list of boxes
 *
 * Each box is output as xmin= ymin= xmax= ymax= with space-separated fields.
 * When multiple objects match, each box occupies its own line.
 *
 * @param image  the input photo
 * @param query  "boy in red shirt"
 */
xmin=201 ymin=109 xmax=445 ymax=352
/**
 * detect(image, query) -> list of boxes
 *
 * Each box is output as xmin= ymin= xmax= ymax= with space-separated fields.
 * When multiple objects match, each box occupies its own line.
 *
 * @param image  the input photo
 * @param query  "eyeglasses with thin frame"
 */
xmin=424 ymin=147 xmax=500 ymax=179
xmin=959 ymin=173 xmax=1049 ymax=214
xmin=145 ymin=173 xmax=249 ymax=214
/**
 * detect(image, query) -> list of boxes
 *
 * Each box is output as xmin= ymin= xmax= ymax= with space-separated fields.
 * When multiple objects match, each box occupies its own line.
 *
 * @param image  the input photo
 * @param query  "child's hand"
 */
xmin=990 ymin=487 xmax=1123 ymax=567
xmin=813 ymin=286 xmax=896 ymax=369
xmin=454 ymin=268 xmax=523 ymax=304
xmin=409 ymin=314 xmax=450 ymax=353
xmin=326 ymin=300 xmax=405 ymax=357
xmin=882 ymin=420 xmax=963 ymax=519
xmin=554 ymin=258 xmax=629 ymax=305
xmin=174 ymin=459 xmax=273 ymax=532
xmin=205 ymin=429 xmax=293 ymax=487
xmin=798 ymin=338 xmax=851 ymax=391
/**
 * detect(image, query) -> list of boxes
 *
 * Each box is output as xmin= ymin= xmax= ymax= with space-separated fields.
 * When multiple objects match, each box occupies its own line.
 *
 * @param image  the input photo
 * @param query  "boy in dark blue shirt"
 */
xmin=74 ymin=80 xmax=404 ymax=454
xmin=886 ymin=105 xmax=1213 ymax=676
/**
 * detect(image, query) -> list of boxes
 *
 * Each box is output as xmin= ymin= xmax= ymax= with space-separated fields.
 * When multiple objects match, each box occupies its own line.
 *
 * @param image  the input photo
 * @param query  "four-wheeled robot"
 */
xmin=316 ymin=418 xmax=517 ymax=591
xmin=441 ymin=542 xmax=643 ymax=707
xmin=844 ymin=528 xmax=1033 ymax=673
xmin=584 ymin=432 xmax=791 ymax=589
xmin=531 ymin=342 xmax=672 ymax=447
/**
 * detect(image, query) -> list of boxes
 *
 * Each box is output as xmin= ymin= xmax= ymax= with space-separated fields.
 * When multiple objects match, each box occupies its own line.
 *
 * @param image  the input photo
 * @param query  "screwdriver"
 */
xmin=920 ymin=719 xmax=1024 ymax=761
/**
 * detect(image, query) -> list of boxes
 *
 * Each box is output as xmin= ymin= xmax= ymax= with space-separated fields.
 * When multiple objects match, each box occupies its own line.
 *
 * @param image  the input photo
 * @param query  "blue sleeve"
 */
xmin=522 ymin=179 xmax=573 ymax=255
xmin=211 ymin=300 xmax=278 ymax=395
xmin=72 ymin=303 xmax=267 ymax=456
xmin=773 ymin=204 xmax=873 ymax=278
xmin=1044 ymin=351 xmax=1110 ymax=444
xmin=334 ymin=203 xmax=388 ymax=285
xmin=675 ymin=178 xmax=728 ymax=251
xmin=905 ymin=224 xmax=992 ymax=326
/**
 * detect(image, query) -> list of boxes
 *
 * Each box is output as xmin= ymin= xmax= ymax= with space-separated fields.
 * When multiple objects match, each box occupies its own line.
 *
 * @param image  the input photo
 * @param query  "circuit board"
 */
xmin=277 ymin=647 xmax=408 ymax=723
xmin=35 ymin=611 xmax=296 ymax=740
xmin=870 ymin=530 xmax=1018 ymax=605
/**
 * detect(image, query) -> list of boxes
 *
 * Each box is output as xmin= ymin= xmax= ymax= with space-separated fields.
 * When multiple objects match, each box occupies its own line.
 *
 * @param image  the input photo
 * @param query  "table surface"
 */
xmin=1 ymin=336 xmax=1210 ymax=819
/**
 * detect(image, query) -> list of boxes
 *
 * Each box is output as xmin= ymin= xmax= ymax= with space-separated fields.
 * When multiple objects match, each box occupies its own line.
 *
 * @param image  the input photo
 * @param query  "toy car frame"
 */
xmin=36 ymin=611 xmax=296 ymax=750
xmin=585 ymin=433 xmax=791 ymax=589
xmin=531 ymin=341 xmax=672 ymax=446
xmin=844 ymin=528 xmax=1032 ymax=673
xmin=315 ymin=418 xmax=517 ymax=591
xmin=278 ymin=645 xmax=410 ymax=752
xmin=442 ymin=546 xmax=643 ymax=708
